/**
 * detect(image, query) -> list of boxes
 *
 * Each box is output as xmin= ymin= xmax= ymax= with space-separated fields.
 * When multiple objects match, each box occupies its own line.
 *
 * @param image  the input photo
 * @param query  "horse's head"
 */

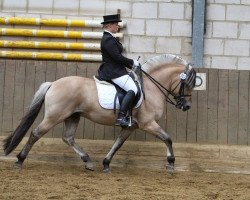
xmin=142 ymin=54 xmax=197 ymax=112
xmin=171 ymin=64 xmax=196 ymax=111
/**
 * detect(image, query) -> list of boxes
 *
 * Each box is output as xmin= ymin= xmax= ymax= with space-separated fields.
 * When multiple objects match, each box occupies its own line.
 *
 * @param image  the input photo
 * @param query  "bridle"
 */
xmin=139 ymin=63 xmax=196 ymax=108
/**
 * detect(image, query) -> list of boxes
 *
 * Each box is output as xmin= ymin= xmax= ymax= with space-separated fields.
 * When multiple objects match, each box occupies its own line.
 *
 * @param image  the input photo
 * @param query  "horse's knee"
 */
xmin=166 ymin=137 xmax=172 ymax=146
xmin=162 ymin=134 xmax=172 ymax=144
xmin=158 ymin=133 xmax=172 ymax=145
xmin=62 ymin=136 xmax=74 ymax=146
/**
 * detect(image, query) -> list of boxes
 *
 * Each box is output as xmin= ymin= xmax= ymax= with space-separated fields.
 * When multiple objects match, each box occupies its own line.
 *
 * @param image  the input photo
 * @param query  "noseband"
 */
xmin=140 ymin=63 xmax=196 ymax=108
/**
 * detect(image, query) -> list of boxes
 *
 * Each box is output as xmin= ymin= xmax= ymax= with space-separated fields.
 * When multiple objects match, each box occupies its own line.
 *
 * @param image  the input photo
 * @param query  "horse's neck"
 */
xmin=148 ymin=64 xmax=184 ymax=90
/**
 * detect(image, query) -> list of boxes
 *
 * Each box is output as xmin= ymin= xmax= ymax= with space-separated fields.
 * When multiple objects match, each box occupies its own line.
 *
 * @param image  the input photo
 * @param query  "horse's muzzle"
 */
xmin=176 ymin=97 xmax=191 ymax=111
xmin=181 ymin=102 xmax=191 ymax=111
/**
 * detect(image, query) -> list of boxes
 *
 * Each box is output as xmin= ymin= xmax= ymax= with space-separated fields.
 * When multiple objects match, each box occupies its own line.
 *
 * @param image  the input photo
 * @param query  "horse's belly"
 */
xmin=80 ymin=109 xmax=116 ymax=126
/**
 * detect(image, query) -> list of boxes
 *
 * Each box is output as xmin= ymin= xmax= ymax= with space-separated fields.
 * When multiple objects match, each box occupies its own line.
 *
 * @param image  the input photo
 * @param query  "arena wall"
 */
xmin=0 ymin=60 xmax=249 ymax=145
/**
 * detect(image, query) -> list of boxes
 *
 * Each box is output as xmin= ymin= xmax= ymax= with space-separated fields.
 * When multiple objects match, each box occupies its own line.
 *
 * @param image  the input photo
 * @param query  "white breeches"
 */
xmin=112 ymin=75 xmax=138 ymax=94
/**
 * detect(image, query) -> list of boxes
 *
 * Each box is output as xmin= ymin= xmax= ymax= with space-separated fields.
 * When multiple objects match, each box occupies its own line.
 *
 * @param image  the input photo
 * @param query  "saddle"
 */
xmin=94 ymin=72 xmax=143 ymax=113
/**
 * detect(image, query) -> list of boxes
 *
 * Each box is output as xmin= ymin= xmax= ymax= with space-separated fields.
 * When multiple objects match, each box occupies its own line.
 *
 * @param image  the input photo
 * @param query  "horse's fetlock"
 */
xmin=17 ymin=152 xmax=26 ymax=163
xmin=167 ymin=156 xmax=175 ymax=164
xmin=103 ymin=158 xmax=110 ymax=173
xmin=103 ymin=158 xmax=110 ymax=166
xmin=81 ymin=155 xmax=91 ymax=163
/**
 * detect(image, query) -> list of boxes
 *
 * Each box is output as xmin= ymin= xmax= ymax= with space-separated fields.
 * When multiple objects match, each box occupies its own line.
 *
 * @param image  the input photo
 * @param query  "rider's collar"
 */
xmin=104 ymin=30 xmax=115 ymax=37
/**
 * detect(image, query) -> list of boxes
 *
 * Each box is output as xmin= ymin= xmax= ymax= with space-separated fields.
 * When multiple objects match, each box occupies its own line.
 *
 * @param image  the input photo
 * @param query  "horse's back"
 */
xmin=46 ymin=76 xmax=96 ymax=105
xmin=51 ymin=76 xmax=95 ymax=92
xmin=54 ymin=76 xmax=93 ymax=86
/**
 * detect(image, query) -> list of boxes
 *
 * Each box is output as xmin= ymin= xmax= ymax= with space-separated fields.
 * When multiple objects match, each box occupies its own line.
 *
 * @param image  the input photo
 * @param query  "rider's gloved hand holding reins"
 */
xmin=132 ymin=60 xmax=141 ymax=74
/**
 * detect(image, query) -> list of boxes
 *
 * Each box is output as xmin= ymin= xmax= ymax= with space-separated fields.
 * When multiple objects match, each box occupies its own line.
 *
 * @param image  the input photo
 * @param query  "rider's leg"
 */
xmin=116 ymin=90 xmax=136 ymax=125
xmin=111 ymin=75 xmax=138 ymax=126
xmin=112 ymin=75 xmax=138 ymax=95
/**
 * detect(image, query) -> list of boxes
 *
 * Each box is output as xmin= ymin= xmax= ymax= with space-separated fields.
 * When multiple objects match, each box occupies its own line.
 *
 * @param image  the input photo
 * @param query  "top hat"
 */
xmin=101 ymin=14 xmax=122 ymax=24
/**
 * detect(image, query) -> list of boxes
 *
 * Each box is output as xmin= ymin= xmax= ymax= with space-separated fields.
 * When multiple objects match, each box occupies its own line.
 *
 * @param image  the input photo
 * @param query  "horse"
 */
xmin=3 ymin=54 xmax=196 ymax=173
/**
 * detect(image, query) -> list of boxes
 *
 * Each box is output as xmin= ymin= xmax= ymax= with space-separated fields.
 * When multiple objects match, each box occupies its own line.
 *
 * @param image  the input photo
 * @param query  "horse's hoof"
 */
xmin=166 ymin=164 xmax=174 ymax=174
xmin=85 ymin=162 xmax=94 ymax=171
xmin=103 ymin=166 xmax=110 ymax=173
xmin=13 ymin=161 xmax=22 ymax=169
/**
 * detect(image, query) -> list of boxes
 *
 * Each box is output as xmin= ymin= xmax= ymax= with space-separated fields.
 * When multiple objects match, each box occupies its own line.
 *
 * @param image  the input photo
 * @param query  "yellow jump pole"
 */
xmin=0 ymin=40 xmax=100 ymax=50
xmin=0 ymin=28 xmax=123 ymax=39
xmin=0 ymin=17 xmax=126 ymax=28
xmin=0 ymin=51 xmax=102 ymax=62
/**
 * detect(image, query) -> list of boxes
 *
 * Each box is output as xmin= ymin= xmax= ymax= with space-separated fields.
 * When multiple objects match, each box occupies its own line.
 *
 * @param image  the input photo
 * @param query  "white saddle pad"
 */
xmin=94 ymin=76 xmax=143 ymax=110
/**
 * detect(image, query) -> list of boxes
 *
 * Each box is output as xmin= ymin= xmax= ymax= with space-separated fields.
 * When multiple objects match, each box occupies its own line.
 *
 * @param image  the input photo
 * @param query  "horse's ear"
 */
xmin=185 ymin=68 xmax=196 ymax=89
xmin=185 ymin=63 xmax=193 ymax=71
xmin=191 ymin=70 xmax=197 ymax=89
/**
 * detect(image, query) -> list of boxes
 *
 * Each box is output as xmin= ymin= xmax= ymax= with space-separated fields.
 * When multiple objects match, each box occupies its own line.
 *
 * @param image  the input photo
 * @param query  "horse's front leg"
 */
xmin=143 ymin=121 xmax=175 ymax=173
xmin=103 ymin=129 xmax=131 ymax=173
xmin=157 ymin=131 xmax=175 ymax=173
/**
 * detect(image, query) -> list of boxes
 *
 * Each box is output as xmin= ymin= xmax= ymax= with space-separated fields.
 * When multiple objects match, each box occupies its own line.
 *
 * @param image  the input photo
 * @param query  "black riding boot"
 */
xmin=115 ymin=90 xmax=136 ymax=126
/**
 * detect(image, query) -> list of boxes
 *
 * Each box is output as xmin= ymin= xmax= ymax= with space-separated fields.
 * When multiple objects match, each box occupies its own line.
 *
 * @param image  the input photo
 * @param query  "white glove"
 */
xmin=133 ymin=60 xmax=140 ymax=67
xmin=132 ymin=60 xmax=141 ymax=74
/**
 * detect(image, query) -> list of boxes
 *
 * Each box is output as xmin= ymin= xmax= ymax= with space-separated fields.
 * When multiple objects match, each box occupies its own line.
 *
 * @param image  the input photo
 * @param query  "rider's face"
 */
xmin=107 ymin=22 xmax=120 ymax=33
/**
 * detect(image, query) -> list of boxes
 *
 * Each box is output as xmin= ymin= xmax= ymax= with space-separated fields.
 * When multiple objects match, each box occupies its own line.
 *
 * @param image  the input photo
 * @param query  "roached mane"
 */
xmin=142 ymin=54 xmax=188 ymax=72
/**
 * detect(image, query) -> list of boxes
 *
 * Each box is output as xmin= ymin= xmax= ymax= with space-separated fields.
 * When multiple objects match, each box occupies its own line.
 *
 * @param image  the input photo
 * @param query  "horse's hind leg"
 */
xmin=15 ymin=119 xmax=54 ymax=168
xmin=62 ymin=113 xmax=94 ymax=171
xmin=103 ymin=129 xmax=131 ymax=173
xmin=143 ymin=121 xmax=175 ymax=173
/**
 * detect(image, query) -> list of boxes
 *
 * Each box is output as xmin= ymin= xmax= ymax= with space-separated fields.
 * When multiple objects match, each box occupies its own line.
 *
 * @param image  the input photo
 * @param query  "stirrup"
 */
xmin=115 ymin=117 xmax=130 ymax=127
xmin=115 ymin=116 xmax=135 ymax=127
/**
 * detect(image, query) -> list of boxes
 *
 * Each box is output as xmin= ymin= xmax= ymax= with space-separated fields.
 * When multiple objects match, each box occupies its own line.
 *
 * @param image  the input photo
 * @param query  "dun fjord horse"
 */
xmin=3 ymin=54 xmax=196 ymax=173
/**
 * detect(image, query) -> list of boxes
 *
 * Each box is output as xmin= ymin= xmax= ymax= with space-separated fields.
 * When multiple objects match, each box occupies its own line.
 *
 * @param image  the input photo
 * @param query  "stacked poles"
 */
xmin=0 ymin=17 xmax=125 ymax=28
xmin=0 ymin=40 xmax=100 ymax=50
xmin=0 ymin=51 xmax=102 ymax=61
xmin=0 ymin=17 xmax=125 ymax=62
xmin=0 ymin=28 xmax=123 ymax=39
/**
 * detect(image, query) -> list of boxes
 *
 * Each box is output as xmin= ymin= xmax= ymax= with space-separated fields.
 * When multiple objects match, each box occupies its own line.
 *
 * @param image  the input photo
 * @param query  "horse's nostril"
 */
xmin=182 ymin=105 xmax=191 ymax=111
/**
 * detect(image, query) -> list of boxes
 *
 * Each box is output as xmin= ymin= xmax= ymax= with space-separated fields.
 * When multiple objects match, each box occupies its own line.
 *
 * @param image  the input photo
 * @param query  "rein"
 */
xmin=138 ymin=64 xmax=194 ymax=107
xmin=140 ymin=68 xmax=177 ymax=106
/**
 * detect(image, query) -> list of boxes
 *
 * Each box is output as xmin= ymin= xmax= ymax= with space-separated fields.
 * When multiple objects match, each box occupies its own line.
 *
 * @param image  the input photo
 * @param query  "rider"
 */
xmin=98 ymin=14 xmax=140 ymax=126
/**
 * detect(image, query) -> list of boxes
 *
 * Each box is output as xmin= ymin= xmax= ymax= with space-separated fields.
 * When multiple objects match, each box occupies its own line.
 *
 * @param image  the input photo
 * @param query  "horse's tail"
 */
xmin=3 ymin=82 xmax=52 ymax=156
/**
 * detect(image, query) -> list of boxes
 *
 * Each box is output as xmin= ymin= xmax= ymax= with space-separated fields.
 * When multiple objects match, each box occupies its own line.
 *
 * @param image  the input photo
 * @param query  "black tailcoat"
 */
xmin=98 ymin=31 xmax=133 ymax=80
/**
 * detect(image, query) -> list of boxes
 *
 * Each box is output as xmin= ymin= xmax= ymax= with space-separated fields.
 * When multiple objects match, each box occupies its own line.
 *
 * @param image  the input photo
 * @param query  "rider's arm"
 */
xmin=103 ymin=37 xmax=134 ymax=69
